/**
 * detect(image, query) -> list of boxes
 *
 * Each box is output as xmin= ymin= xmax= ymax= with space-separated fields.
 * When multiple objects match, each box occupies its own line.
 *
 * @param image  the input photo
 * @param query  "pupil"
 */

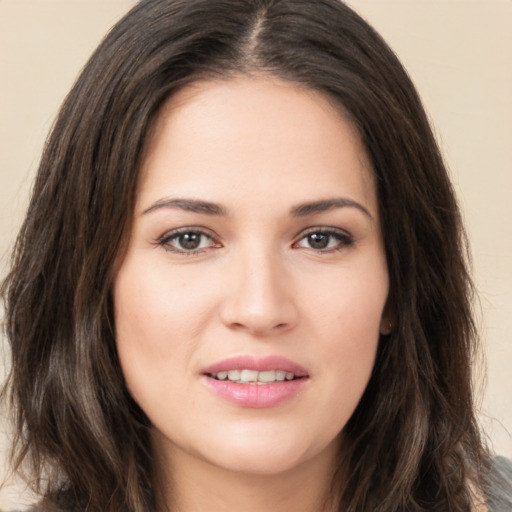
xmin=308 ymin=233 xmax=329 ymax=249
xmin=179 ymin=233 xmax=201 ymax=250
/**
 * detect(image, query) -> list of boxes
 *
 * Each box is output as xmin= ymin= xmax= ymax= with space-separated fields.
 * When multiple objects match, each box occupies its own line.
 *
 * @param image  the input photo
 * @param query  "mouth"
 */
xmin=207 ymin=369 xmax=303 ymax=384
xmin=202 ymin=355 xmax=309 ymax=382
xmin=201 ymin=356 xmax=309 ymax=408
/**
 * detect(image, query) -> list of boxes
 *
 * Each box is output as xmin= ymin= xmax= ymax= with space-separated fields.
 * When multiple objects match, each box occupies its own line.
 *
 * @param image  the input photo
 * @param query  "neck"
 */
xmin=153 ymin=440 xmax=342 ymax=512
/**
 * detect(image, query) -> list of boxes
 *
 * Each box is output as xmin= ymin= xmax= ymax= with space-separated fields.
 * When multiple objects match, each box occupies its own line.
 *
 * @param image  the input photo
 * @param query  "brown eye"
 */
xmin=158 ymin=229 xmax=219 ymax=254
xmin=307 ymin=233 xmax=330 ymax=249
xmin=177 ymin=232 xmax=202 ymax=250
xmin=295 ymin=229 xmax=354 ymax=252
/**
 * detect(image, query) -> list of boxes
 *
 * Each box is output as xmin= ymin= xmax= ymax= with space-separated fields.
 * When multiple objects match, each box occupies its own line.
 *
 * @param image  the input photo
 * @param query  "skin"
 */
xmin=113 ymin=76 xmax=390 ymax=512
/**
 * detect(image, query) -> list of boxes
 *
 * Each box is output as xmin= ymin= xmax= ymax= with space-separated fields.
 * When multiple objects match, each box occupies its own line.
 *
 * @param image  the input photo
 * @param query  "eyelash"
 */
xmin=156 ymin=227 xmax=220 ymax=256
xmin=292 ymin=227 xmax=354 ymax=253
xmin=156 ymin=227 xmax=354 ymax=255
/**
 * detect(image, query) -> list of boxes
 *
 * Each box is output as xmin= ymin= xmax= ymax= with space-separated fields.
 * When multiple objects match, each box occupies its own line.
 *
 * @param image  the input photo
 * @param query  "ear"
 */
xmin=379 ymin=318 xmax=393 ymax=336
xmin=379 ymin=300 xmax=395 ymax=336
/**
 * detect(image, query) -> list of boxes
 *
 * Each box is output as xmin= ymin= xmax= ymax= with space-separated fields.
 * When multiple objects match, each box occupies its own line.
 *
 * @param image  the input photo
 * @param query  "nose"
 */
xmin=219 ymin=248 xmax=298 ymax=336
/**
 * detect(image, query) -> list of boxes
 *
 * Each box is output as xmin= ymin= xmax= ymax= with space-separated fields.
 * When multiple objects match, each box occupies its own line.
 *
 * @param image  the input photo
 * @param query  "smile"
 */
xmin=209 ymin=369 xmax=298 ymax=384
xmin=202 ymin=356 xmax=309 ymax=407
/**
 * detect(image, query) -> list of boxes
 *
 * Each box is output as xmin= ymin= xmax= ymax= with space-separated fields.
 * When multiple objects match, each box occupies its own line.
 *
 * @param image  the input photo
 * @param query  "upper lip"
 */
xmin=202 ymin=355 xmax=309 ymax=377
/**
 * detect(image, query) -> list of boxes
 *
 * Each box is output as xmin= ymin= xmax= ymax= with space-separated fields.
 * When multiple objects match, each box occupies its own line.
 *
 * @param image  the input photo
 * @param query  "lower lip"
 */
xmin=203 ymin=377 xmax=308 ymax=408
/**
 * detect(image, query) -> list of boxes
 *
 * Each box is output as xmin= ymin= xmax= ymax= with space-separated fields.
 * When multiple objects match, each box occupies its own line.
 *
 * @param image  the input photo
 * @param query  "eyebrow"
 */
xmin=141 ymin=196 xmax=373 ymax=219
xmin=290 ymin=198 xmax=373 ymax=219
xmin=142 ymin=198 xmax=228 ymax=216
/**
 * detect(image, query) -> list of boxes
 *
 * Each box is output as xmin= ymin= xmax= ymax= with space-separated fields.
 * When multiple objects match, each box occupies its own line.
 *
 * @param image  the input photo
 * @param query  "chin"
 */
xmin=193 ymin=426 xmax=339 ymax=478
xmin=212 ymin=449 xmax=306 ymax=476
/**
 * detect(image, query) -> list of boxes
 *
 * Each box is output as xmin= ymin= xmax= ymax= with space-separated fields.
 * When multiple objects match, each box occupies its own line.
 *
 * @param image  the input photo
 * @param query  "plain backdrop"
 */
xmin=1 ymin=0 xmax=511 ymax=508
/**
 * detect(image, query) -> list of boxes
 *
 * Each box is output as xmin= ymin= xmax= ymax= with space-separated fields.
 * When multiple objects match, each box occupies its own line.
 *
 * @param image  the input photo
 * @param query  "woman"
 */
xmin=1 ymin=0 xmax=510 ymax=511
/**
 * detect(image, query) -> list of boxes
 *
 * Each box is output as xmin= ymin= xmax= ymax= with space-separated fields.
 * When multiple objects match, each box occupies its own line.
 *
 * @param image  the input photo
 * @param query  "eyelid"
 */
xmin=294 ymin=225 xmax=353 ymax=240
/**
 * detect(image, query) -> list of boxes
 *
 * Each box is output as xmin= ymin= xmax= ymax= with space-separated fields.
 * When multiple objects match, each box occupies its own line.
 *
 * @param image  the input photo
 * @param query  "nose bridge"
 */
xmin=220 ymin=240 xmax=297 ymax=334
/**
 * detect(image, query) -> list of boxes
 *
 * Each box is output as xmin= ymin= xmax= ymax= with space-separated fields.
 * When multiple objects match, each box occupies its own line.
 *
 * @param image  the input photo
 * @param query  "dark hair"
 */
xmin=1 ymin=0 xmax=490 ymax=510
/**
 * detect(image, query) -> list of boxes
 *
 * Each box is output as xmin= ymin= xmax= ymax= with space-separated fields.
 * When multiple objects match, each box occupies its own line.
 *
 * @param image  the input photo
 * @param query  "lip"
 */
xmin=201 ymin=355 xmax=309 ymax=409
xmin=202 ymin=355 xmax=309 ymax=376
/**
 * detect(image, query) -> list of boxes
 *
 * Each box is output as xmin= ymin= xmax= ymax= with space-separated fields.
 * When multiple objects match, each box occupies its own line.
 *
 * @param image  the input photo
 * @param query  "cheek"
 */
xmin=113 ymin=287 xmax=199 ymax=436
xmin=307 ymin=257 xmax=388 ymax=343
xmin=112 ymin=259 xmax=214 ymax=405
xmin=113 ymin=258 xmax=212 ymax=352
xmin=306 ymin=260 xmax=387 ymax=406
xmin=320 ymin=299 xmax=381 ymax=390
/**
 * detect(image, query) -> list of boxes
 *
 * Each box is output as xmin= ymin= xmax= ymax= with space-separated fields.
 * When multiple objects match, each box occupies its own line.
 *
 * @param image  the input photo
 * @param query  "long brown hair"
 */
xmin=1 ymin=0 xmax=490 ymax=510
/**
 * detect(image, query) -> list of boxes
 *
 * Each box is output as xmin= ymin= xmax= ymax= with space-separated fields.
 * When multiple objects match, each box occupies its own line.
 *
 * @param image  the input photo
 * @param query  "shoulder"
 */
xmin=487 ymin=456 xmax=512 ymax=512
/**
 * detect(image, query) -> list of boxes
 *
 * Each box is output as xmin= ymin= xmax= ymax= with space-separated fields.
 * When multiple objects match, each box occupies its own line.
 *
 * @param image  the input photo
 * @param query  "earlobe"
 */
xmin=379 ymin=300 xmax=395 ymax=336
xmin=379 ymin=318 xmax=393 ymax=336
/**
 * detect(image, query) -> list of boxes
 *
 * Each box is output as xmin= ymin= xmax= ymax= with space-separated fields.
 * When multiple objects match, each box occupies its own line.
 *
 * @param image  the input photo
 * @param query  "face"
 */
xmin=113 ymin=77 xmax=389 ymax=478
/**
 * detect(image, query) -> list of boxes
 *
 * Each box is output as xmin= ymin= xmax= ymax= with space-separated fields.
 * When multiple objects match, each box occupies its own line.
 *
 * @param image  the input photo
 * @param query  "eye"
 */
xmin=157 ymin=228 xmax=220 ymax=254
xmin=294 ymin=228 xmax=354 ymax=252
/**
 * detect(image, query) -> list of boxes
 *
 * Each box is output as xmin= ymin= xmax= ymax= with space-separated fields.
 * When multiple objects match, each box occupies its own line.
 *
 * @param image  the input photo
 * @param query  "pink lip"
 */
xmin=201 ymin=355 xmax=309 ymax=409
xmin=202 ymin=355 xmax=308 ymax=376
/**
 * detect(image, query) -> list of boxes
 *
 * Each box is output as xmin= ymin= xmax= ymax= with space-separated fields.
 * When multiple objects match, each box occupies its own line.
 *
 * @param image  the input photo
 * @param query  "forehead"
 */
xmin=138 ymin=76 xmax=377 ymax=216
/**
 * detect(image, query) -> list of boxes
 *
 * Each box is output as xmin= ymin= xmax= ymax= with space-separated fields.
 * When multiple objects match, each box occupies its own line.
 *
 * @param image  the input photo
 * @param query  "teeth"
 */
xmin=240 ymin=369 xmax=258 ymax=382
xmin=258 ymin=370 xmax=276 ymax=383
xmin=212 ymin=369 xmax=298 ymax=384
xmin=227 ymin=370 xmax=240 ymax=381
xmin=276 ymin=371 xmax=286 ymax=381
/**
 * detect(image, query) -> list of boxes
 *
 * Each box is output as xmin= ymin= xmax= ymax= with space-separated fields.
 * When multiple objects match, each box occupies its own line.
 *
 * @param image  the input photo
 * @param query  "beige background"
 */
xmin=1 ymin=0 xmax=511 ymax=508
